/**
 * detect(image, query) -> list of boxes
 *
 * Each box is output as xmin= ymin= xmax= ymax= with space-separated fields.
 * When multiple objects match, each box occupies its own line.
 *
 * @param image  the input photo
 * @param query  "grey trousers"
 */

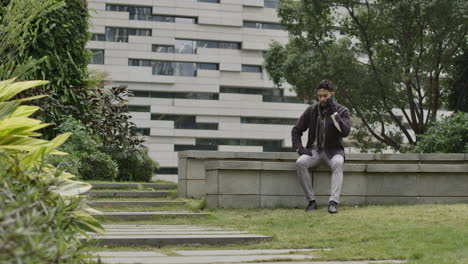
xmin=295 ymin=149 xmax=344 ymax=203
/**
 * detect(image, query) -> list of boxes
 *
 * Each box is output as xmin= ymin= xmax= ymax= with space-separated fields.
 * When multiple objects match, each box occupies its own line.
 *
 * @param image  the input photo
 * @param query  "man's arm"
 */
xmin=291 ymin=106 xmax=312 ymax=150
xmin=330 ymin=107 xmax=352 ymax=137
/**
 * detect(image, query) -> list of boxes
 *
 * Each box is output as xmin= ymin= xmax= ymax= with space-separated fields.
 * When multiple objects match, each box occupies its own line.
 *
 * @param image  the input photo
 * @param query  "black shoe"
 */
xmin=328 ymin=201 xmax=338 ymax=214
xmin=305 ymin=200 xmax=317 ymax=212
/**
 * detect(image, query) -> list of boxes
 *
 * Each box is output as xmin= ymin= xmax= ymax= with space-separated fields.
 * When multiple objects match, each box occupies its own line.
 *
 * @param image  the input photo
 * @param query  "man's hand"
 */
xmin=297 ymin=147 xmax=313 ymax=156
xmin=325 ymin=97 xmax=337 ymax=116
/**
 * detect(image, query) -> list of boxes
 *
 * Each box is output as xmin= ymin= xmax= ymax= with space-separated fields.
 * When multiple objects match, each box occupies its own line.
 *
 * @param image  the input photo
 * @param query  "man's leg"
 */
xmin=295 ymin=151 xmax=321 ymax=202
xmin=324 ymin=154 xmax=344 ymax=203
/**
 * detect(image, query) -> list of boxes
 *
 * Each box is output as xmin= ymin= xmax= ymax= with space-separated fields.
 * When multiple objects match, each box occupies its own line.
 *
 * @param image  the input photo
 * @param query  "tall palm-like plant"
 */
xmin=0 ymin=78 xmax=103 ymax=263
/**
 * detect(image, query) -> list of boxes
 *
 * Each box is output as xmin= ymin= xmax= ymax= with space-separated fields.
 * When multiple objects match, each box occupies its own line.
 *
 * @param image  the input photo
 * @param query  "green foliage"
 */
xmin=0 ymin=79 xmax=102 ymax=264
xmin=79 ymin=152 xmax=118 ymax=181
xmin=413 ymin=112 xmax=468 ymax=153
xmin=0 ymin=0 xmax=96 ymax=139
xmin=113 ymin=151 xmax=159 ymax=182
xmin=46 ymin=152 xmax=81 ymax=176
xmin=86 ymin=85 xmax=145 ymax=153
xmin=266 ymin=0 xmax=468 ymax=151
xmin=51 ymin=116 xmax=119 ymax=181
xmin=448 ymin=47 xmax=468 ymax=113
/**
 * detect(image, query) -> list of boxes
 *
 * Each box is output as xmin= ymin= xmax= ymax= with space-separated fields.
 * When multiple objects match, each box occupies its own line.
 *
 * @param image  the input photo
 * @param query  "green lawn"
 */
xmin=91 ymin=203 xmax=468 ymax=264
xmin=86 ymin=180 xmax=176 ymax=185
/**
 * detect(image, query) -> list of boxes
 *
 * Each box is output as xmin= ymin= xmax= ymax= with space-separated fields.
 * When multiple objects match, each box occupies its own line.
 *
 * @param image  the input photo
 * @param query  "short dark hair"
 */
xmin=317 ymin=79 xmax=335 ymax=92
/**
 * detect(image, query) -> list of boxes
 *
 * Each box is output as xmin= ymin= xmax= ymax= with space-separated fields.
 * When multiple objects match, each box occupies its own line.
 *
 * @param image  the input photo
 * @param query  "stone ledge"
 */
xmin=180 ymin=151 xmax=468 ymax=161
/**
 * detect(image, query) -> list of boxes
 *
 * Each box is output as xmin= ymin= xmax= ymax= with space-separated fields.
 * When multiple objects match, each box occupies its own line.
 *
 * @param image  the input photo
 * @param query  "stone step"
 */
xmin=93 ymin=251 xmax=404 ymax=264
xmin=91 ymin=183 xmax=177 ymax=190
xmin=89 ymin=224 xmax=272 ymax=247
xmin=92 ymin=234 xmax=273 ymax=247
xmin=92 ymin=211 xmax=208 ymax=221
xmin=88 ymin=201 xmax=185 ymax=206
xmin=94 ymin=254 xmax=313 ymax=263
xmin=87 ymin=191 xmax=173 ymax=198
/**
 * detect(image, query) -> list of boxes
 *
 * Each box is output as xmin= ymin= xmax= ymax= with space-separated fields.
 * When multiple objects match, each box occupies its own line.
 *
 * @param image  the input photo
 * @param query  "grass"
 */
xmin=86 ymin=180 xmax=176 ymax=185
xmin=89 ymin=203 xmax=468 ymax=264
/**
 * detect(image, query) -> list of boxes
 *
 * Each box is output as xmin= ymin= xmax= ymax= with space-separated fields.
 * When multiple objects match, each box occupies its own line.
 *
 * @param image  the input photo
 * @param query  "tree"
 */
xmin=0 ymin=0 xmax=93 ymax=138
xmin=265 ymin=0 xmax=468 ymax=151
xmin=448 ymin=47 xmax=468 ymax=113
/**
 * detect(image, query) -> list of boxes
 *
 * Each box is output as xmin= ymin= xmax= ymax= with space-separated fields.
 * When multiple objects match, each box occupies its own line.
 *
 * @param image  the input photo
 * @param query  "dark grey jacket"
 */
xmin=291 ymin=102 xmax=352 ymax=159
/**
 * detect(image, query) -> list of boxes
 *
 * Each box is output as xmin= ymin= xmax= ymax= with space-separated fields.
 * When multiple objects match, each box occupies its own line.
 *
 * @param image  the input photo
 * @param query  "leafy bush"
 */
xmin=51 ymin=116 xmax=118 ymax=180
xmin=0 ymin=79 xmax=102 ymax=264
xmin=113 ymin=151 xmax=159 ymax=182
xmin=79 ymin=152 xmax=118 ymax=181
xmin=414 ymin=112 xmax=468 ymax=153
xmin=46 ymin=152 xmax=81 ymax=176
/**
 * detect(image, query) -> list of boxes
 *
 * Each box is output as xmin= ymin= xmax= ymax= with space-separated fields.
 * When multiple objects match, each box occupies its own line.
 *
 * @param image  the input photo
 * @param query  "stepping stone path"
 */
xmin=93 ymin=249 xmax=405 ymax=264
xmin=89 ymin=224 xmax=272 ymax=247
xmin=92 ymin=211 xmax=209 ymax=221
xmin=88 ymin=182 xmax=406 ymax=264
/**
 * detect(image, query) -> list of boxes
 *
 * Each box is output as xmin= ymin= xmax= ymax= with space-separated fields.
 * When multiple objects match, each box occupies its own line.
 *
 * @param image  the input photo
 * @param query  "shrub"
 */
xmin=79 ymin=152 xmax=118 ymax=181
xmin=53 ymin=116 xmax=118 ymax=180
xmin=113 ymin=151 xmax=159 ymax=182
xmin=414 ymin=112 xmax=468 ymax=153
xmin=0 ymin=79 xmax=102 ymax=264
xmin=46 ymin=152 xmax=81 ymax=176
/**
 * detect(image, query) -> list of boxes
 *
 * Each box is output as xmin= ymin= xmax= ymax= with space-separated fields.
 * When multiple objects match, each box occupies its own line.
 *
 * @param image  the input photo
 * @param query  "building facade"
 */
xmin=87 ymin=0 xmax=314 ymax=177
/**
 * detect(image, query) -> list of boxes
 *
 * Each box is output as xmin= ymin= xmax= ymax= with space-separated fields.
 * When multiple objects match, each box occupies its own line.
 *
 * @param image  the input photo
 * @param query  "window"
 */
xmin=197 ymin=63 xmax=219 ymax=70
xmin=90 ymin=33 xmax=105 ymax=41
xmin=152 ymin=61 xmax=174 ymax=75
xmin=175 ymin=145 xmax=217 ymax=151
xmin=90 ymin=49 xmax=104 ymax=64
xmin=243 ymin=21 xmax=283 ymax=30
xmin=220 ymin=86 xmax=303 ymax=104
xmin=263 ymin=22 xmax=283 ymax=30
xmin=130 ymin=90 xmax=219 ymax=100
xmin=242 ymin=65 xmax=262 ymax=73
xmin=151 ymin=114 xmax=218 ymax=130
xmin=196 ymin=40 xmax=218 ymax=49
xmin=130 ymin=90 xmax=150 ymax=97
xmin=175 ymin=62 xmax=196 ymax=77
xmin=128 ymin=105 xmax=150 ymax=112
xmin=130 ymin=59 xmax=218 ymax=76
xmin=128 ymin=59 xmax=152 ymax=67
xmin=241 ymin=117 xmax=296 ymax=125
xmin=175 ymin=39 xmax=196 ymax=54
xmin=152 ymin=45 xmax=175 ymax=53
xmin=154 ymin=15 xmax=175 ymax=22
xmin=105 ymin=27 xmax=151 ymax=42
xmin=219 ymin=42 xmax=241 ymax=49
xmin=243 ymin=21 xmax=262 ymax=29
xmin=134 ymin=128 xmax=150 ymax=136
xmin=264 ymin=0 xmax=279 ymax=8
xmin=106 ymin=4 xmax=153 ymax=21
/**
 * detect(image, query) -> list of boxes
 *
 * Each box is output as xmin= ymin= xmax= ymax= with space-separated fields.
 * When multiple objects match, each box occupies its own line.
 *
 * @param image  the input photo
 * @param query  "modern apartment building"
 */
xmin=86 ymin=0 xmax=317 ymax=177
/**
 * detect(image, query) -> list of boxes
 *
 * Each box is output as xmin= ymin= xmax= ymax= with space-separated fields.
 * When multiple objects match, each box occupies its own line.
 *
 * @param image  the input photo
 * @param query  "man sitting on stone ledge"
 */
xmin=292 ymin=79 xmax=352 ymax=214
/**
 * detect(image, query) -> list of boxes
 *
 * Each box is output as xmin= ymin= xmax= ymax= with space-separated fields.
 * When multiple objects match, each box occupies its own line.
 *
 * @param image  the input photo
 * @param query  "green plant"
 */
xmin=88 ymin=85 xmax=145 ymax=154
xmin=0 ymin=78 xmax=103 ymax=263
xmin=79 ymin=152 xmax=118 ymax=181
xmin=414 ymin=112 xmax=468 ymax=153
xmin=113 ymin=151 xmax=159 ymax=182
xmin=52 ymin=116 xmax=118 ymax=180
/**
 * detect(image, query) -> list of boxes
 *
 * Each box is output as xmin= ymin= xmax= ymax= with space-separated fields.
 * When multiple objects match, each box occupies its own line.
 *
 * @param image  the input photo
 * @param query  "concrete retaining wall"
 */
xmin=177 ymin=151 xmax=468 ymax=208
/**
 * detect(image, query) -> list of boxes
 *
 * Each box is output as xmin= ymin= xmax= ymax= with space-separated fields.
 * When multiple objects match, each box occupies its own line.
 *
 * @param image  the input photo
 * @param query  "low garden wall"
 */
xmin=177 ymin=151 xmax=468 ymax=208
